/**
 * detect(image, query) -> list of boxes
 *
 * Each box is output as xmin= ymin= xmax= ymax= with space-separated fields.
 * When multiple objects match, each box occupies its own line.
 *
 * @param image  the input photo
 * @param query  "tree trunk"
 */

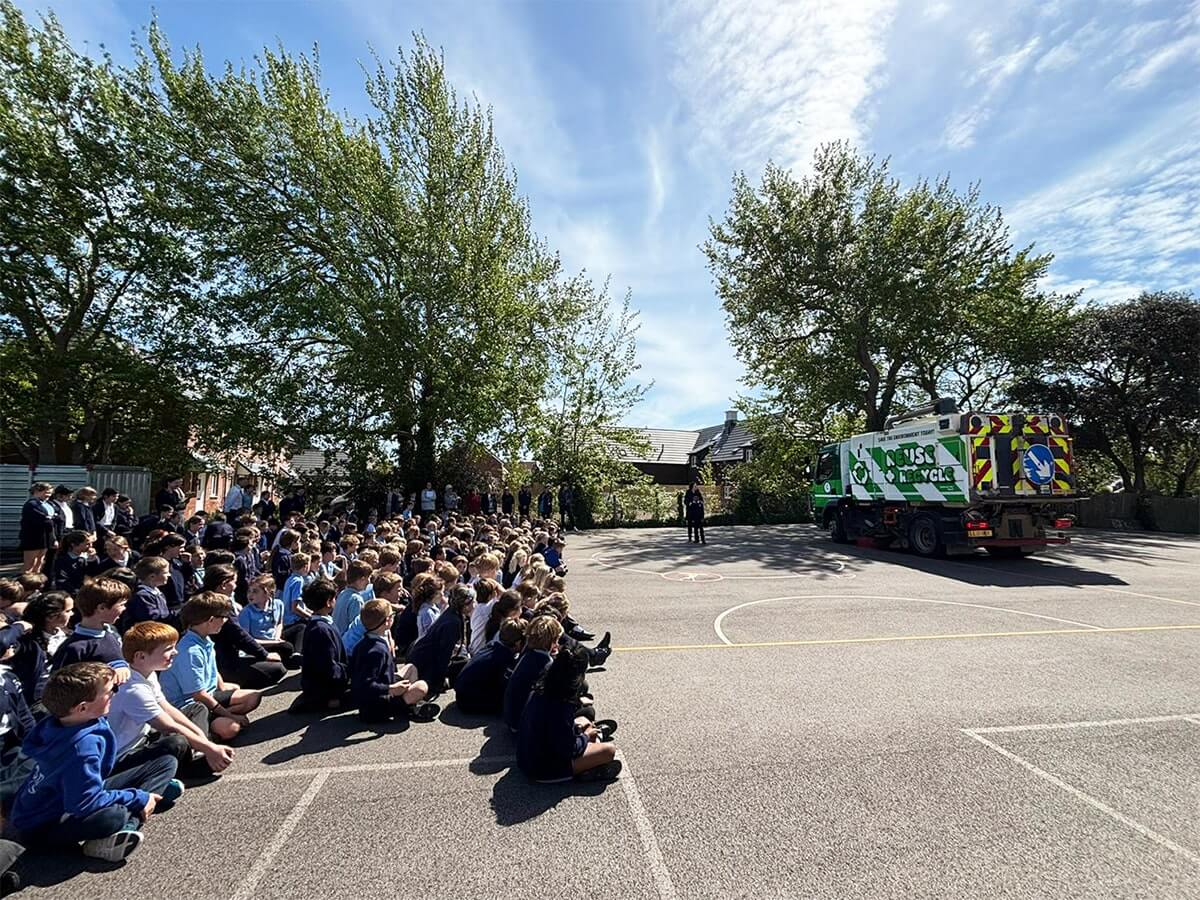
xmin=34 ymin=366 xmax=62 ymax=465
xmin=1173 ymin=455 xmax=1199 ymax=498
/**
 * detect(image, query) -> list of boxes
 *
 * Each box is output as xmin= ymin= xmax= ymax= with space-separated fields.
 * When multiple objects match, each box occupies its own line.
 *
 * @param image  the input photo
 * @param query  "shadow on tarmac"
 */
xmin=587 ymin=524 xmax=1138 ymax=590
xmin=443 ymin=702 xmax=615 ymax=826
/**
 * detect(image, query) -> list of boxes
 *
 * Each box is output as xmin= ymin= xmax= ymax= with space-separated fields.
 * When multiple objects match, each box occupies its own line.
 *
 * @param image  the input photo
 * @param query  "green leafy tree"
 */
xmin=0 ymin=3 xmax=218 ymax=464
xmin=1012 ymin=291 xmax=1200 ymax=498
xmin=530 ymin=278 xmax=653 ymax=526
xmin=149 ymin=32 xmax=558 ymax=487
xmin=705 ymin=142 xmax=1058 ymax=436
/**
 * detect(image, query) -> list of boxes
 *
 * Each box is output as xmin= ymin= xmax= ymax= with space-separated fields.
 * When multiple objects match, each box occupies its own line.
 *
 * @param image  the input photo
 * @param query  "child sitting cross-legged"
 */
xmin=109 ymin=622 xmax=236 ymax=777
xmin=123 ymin=556 xmax=173 ymax=630
xmin=517 ymin=643 xmax=621 ymax=784
xmin=292 ymin=579 xmax=348 ymax=713
xmin=160 ymin=593 xmax=261 ymax=742
xmin=454 ymin=618 xmax=526 ymax=716
xmin=5 ymin=662 xmax=183 ymax=861
xmin=239 ymin=574 xmax=302 ymax=667
xmin=350 ymin=600 xmax=438 ymax=723
xmin=51 ymin=530 xmax=92 ymax=596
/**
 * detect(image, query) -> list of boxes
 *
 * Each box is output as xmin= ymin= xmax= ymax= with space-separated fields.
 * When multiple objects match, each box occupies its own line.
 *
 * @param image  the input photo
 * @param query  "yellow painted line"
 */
xmin=614 ymin=623 xmax=1200 ymax=653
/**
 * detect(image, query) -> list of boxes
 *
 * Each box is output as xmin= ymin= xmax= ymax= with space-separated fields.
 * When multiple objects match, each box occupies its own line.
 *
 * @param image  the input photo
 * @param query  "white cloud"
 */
xmin=643 ymin=128 xmax=668 ymax=232
xmin=1008 ymin=102 xmax=1200 ymax=303
xmin=943 ymin=35 xmax=1041 ymax=149
xmin=1112 ymin=30 xmax=1200 ymax=89
xmin=626 ymin=307 xmax=747 ymax=429
xmin=661 ymin=0 xmax=898 ymax=173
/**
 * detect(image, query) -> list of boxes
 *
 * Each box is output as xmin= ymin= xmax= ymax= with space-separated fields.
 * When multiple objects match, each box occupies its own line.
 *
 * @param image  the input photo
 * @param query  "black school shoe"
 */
xmin=576 ymin=759 xmax=622 ymax=782
xmin=571 ymin=626 xmax=596 ymax=641
xmin=588 ymin=644 xmax=611 ymax=667
xmin=407 ymin=701 xmax=440 ymax=722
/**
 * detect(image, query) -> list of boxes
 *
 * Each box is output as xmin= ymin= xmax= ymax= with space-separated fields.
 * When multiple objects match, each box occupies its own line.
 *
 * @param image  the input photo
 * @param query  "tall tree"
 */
xmin=530 ymin=277 xmax=653 ymax=525
xmin=0 ymin=3 xmax=218 ymax=464
xmin=149 ymin=32 xmax=559 ymax=486
xmin=1012 ymin=291 xmax=1200 ymax=498
xmin=705 ymin=142 xmax=1058 ymax=435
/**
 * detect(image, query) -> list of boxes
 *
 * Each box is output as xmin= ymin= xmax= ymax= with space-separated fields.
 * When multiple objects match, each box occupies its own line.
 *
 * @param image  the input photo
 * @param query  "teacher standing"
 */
xmin=684 ymin=482 xmax=706 ymax=545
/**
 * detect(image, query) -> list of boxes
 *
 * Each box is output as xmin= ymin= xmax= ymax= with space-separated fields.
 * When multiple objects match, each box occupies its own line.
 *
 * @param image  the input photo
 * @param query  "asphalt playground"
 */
xmin=16 ymin=524 xmax=1200 ymax=899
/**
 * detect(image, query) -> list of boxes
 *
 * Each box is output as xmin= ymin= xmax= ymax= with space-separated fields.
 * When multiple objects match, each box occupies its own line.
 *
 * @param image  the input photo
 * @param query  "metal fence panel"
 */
xmin=1 ymin=463 xmax=152 ymax=554
xmin=0 ymin=465 xmax=33 ymax=554
xmin=89 ymin=465 xmax=152 ymax=517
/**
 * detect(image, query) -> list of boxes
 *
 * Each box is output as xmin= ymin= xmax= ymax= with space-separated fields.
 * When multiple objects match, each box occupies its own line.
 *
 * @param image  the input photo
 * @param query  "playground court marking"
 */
xmin=589 ymin=551 xmax=855 ymax=583
xmin=613 ymin=623 xmax=1200 ymax=653
xmin=711 ymin=593 xmax=1104 ymax=646
xmin=962 ymin=714 xmax=1200 ymax=868
xmin=226 ymin=753 xmax=678 ymax=900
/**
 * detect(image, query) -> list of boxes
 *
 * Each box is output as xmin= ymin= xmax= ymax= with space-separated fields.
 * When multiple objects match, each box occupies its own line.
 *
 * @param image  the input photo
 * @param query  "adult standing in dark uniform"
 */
xmin=684 ymin=482 xmax=706 ymax=544
xmin=557 ymin=484 xmax=575 ymax=530
xmin=155 ymin=475 xmax=187 ymax=513
xmin=518 ymin=485 xmax=532 ymax=521
xmin=502 ymin=487 xmax=515 ymax=517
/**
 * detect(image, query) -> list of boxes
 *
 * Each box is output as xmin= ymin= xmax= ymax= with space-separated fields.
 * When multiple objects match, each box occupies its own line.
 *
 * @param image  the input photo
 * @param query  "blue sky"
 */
xmin=22 ymin=0 xmax=1200 ymax=430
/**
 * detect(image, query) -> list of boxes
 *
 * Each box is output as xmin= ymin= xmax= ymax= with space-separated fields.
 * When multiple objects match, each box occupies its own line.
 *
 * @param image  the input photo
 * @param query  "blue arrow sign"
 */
xmin=1022 ymin=444 xmax=1055 ymax=485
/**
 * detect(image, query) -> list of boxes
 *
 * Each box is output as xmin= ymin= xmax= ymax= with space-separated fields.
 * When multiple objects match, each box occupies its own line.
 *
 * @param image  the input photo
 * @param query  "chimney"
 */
xmin=724 ymin=409 xmax=738 ymax=431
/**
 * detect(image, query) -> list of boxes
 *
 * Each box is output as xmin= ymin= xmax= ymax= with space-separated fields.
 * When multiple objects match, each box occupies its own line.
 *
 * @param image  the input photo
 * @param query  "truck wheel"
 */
xmin=908 ymin=514 xmax=943 ymax=557
xmin=828 ymin=509 xmax=850 ymax=543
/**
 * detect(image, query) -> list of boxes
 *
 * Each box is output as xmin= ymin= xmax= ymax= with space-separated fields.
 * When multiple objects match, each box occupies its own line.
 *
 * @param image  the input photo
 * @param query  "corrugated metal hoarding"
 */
xmin=0 ymin=464 xmax=152 ymax=555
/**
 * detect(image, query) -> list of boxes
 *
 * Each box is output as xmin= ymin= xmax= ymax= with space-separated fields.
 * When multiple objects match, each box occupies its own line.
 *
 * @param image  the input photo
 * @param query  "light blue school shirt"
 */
xmin=333 ymin=587 xmax=366 ymax=636
xmin=238 ymin=598 xmax=283 ymax=641
xmin=160 ymin=630 xmax=217 ymax=706
xmin=282 ymin=574 xmax=306 ymax=625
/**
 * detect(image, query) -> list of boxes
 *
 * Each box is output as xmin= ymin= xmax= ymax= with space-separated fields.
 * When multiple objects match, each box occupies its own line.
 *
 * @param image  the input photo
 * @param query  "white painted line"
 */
xmin=231 ymin=771 xmax=329 ymax=900
xmin=962 ymin=730 xmax=1200 ymax=867
xmin=618 ymin=753 xmax=678 ymax=900
xmin=223 ymin=756 xmax=513 ymax=782
xmin=589 ymin=551 xmax=854 ymax=583
xmin=968 ymin=714 xmax=1200 ymax=735
xmin=1182 ymin=716 xmax=1200 ymax=726
xmin=924 ymin=553 xmax=1200 ymax=609
xmin=712 ymin=594 xmax=1103 ymax=646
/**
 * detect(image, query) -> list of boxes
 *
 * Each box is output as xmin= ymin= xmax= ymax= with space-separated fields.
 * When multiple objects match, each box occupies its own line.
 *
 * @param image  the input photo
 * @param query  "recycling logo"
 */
xmin=1022 ymin=444 xmax=1055 ymax=486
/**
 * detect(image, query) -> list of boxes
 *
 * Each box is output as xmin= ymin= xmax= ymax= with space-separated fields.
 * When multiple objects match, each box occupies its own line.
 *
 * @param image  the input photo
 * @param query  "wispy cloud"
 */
xmin=1112 ymin=22 xmax=1200 ymax=89
xmin=1008 ymin=102 xmax=1200 ymax=302
xmin=943 ymin=35 xmax=1041 ymax=150
xmin=661 ymin=0 xmax=898 ymax=173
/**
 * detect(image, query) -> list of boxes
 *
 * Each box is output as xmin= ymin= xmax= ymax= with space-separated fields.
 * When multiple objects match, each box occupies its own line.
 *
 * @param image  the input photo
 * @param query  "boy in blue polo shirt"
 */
xmin=281 ymin=555 xmax=310 ymax=628
xmin=161 ymin=592 xmax=261 ymax=742
xmin=333 ymin=560 xmax=373 ymax=636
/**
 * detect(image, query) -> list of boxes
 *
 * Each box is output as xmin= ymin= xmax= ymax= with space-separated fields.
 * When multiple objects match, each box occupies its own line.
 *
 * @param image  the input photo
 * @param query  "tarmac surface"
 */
xmin=15 ymin=524 xmax=1200 ymax=899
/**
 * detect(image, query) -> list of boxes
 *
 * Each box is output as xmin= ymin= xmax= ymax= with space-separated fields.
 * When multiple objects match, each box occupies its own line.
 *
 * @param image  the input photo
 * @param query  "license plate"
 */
xmin=970 ymin=530 xmax=993 ymax=538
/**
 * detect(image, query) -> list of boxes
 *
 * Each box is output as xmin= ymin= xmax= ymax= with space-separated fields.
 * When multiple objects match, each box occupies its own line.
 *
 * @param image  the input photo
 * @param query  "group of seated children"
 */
xmin=0 ymin=501 xmax=618 ymax=877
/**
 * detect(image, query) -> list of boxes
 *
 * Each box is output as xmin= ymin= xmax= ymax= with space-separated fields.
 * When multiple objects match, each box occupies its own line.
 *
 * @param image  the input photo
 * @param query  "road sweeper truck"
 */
xmin=810 ymin=399 xmax=1077 ymax=557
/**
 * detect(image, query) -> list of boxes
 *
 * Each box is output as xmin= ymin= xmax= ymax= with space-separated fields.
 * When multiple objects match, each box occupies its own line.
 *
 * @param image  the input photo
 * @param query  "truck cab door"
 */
xmin=812 ymin=446 xmax=843 ymax=512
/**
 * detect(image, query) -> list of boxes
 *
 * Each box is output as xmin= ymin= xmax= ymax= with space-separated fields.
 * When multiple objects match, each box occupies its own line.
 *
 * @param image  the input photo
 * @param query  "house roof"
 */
xmin=613 ymin=428 xmax=700 ymax=465
xmin=617 ymin=420 xmax=757 ymax=466
xmin=288 ymin=449 xmax=350 ymax=476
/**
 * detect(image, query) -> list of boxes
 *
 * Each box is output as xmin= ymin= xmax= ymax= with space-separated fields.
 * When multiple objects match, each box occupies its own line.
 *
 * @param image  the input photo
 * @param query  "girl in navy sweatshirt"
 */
xmin=517 ymin=643 xmax=620 ymax=783
xmin=406 ymin=584 xmax=474 ymax=696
